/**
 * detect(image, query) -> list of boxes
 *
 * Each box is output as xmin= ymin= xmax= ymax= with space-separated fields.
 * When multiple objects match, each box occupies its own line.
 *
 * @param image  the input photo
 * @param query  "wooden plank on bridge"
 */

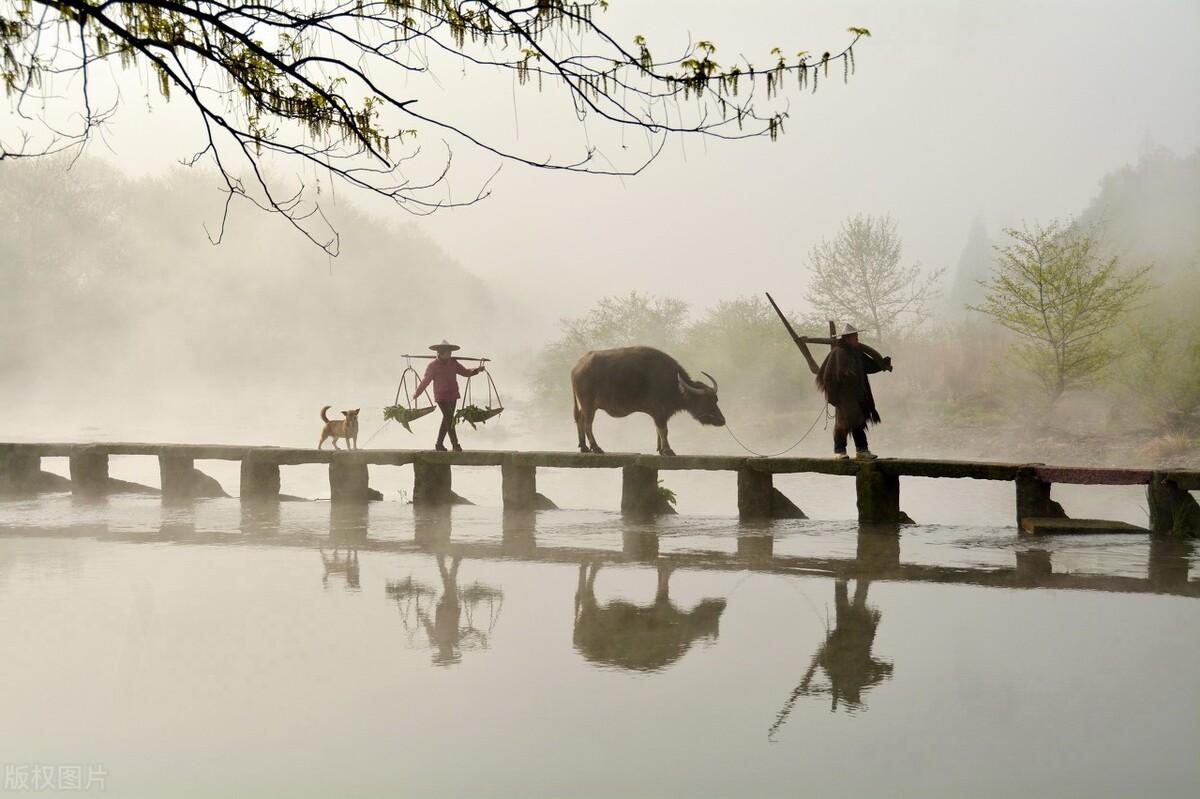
xmin=742 ymin=457 xmax=859 ymax=476
xmin=1034 ymin=466 xmax=1152 ymax=485
xmin=877 ymin=458 xmax=1025 ymax=481
xmin=1164 ymin=470 xmax=1200 ymax=492
xmin=1 ymin=442 xmax=76 ymax=457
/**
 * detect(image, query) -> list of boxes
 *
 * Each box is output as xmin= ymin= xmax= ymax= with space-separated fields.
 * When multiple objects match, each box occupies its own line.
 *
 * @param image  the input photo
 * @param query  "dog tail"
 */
xmin=321 ymin=405 xmax=332 ymax=423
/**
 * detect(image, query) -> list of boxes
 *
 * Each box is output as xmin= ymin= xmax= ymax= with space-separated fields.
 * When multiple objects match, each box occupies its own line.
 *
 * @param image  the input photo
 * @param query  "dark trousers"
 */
xmin=436 ymin=401 xmax=459 ymax=448
xmin=834 ymin=426 xmax=868 ymax=454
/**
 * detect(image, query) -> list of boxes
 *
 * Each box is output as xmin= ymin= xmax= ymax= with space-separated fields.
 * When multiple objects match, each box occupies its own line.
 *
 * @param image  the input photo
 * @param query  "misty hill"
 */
xmin=1079 ymin=146 xmax=1200 ymax=302
xmin=942 ymin=147 xmax=1200 ymax=319
xmin=0 ymin=157 xmax=499 ymax=410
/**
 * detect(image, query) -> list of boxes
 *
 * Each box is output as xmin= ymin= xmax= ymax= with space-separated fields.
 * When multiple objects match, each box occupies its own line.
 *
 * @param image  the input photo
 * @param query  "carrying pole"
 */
xmin=401 ymin=354 xmax=490 ymax=362
xmin=765 ymin=292 xmax=826 ymax=376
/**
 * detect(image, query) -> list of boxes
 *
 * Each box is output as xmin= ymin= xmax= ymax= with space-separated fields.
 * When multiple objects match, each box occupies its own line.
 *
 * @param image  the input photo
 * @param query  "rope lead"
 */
xmin=724 ymin=404 xmax=830 ymax=458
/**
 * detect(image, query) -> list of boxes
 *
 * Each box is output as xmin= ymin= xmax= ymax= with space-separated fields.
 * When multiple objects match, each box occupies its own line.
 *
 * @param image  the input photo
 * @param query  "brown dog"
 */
xmin=319 ymin=406 xmax=360 ymax=450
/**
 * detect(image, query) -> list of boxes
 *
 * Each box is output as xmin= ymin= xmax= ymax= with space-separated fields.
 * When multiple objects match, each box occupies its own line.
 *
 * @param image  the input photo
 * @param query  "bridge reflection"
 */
xmin=13 ymin=503 xmax=1194 ymax=600
xmin=396 ymin=510 xmax=1197 ymax=598
xmin=14 ymin=503 xmax=1196 ymax=600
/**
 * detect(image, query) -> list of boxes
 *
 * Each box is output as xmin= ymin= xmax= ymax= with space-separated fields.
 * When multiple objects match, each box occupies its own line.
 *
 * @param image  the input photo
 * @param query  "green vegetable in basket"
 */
xmin=383 ymin=404 xmax=423 ymax=433
xmin=455 ymin=404 xmax=503 ymax=429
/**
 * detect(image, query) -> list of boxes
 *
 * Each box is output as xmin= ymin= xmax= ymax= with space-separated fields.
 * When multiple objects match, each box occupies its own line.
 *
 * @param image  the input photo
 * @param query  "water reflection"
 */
xmin=621 ymin=528 xmax=660 ymax=561
xmin=1016 ymin=548 xmax=1053 ymax=583
xmin=330 ymin=505 xmax=369 ymax=544
xmin=814 ymin=579 xmax=891 ymax=710
xmin=413 ymin=507 xmax=452 ymax=549
xmin=6 ymin=496 xmax=1197 ymax=696
xmin=319 ymin=506 xmax=368 ymax=590
xmin=387 ymin=555 xmax=504 ymax=666
xmin=764 ymin=527 xmax=899 ymax=736
xmin=321 ymin=547 xmax=360 ymax=590
xmin=573 ymin=560 xmax=726 ymax=672
xmin=737 ymin=531 xmax=774 ymax=558
xmin=770 ymin=575 xmax=892 ymax=737
xmin=1148 ymin=537 xmax=1194 ymax=590
xmin=2 ymin=507 xmax=1197 ymax=796
xmin=160 ymin=514 xmax=196 ymax=541
xmin=501 ymin=510 xmax=537 ymax=558
xmin=856 ymin=524 xmax=901 ymax=572
xmin=240 ymin=501 xmax=281 ymax=538
xmin=215 ymin=500 xmax=1199 ymax=600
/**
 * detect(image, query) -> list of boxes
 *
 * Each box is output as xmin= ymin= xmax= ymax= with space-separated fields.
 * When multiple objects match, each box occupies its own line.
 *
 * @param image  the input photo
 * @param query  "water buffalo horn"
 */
xmin=701 ymin=371 xmax=719 ymax=393
xmin=678 ymin=373 xmax=704 ymax=396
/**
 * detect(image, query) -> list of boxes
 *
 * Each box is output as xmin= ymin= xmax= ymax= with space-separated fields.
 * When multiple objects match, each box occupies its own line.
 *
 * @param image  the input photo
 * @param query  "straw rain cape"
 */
xmin=816 ymin=342 xmax=889 ymax=432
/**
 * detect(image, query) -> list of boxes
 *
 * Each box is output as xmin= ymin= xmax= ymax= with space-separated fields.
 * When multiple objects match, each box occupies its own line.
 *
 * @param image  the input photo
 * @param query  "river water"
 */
xmin=1 ymin=451 xmax=1198 ymax=797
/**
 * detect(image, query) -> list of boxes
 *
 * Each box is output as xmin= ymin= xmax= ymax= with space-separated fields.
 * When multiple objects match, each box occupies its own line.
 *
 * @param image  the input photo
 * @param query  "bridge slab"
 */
xmin=501 ymin=463 xmax=537 ymax=512
xmin=69 ymin=450 xmax=109 ymax=499
xmin=0 ymin=447 xmax=40 ymax=497
xmin=413 ymin=461 xmax=452 ymax=507
xmin=621 ymin=465 xmax=662 ymax=516
xmin=856 ymin=463 xmax=904 ymax=525
xmin=1148 ymin=472 xmax=1200 ymax=538
xmin=159 ymin=455 xmax=195 ymax=502
xmin=1016 ymin=468 xmax=1067 ymax=527
xmin=330 ymin=461 xmax=371 ymax=505
xmin=240 ymin=458 xmax=281 ymax=502
xmin=737 ymin=468 xmax=773 ymax=521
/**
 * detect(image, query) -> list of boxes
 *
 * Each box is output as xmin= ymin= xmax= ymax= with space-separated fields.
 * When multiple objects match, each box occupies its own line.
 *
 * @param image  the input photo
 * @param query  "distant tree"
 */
xmin=683 ymin=296 xmax=813 ymax=407
xmin=805 ymin=214 xmax=943 ymax=341
xmin=534 ymin=293 xmax=689 ymax=397
xmin=970 ymin=221 xmax=1152 ymax=403
xmin=944 ymin=216 xmax=993 ymax=319
xmin=0 ymin=1 xmax=869 ymax=252
xmin=1112 ymin=318 xmax=1200 ymax=429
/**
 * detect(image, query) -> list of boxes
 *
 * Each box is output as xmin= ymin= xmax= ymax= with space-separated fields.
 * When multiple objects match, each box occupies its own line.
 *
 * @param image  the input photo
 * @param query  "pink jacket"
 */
xmin=415 ymin=358 xmax=482 ymax=403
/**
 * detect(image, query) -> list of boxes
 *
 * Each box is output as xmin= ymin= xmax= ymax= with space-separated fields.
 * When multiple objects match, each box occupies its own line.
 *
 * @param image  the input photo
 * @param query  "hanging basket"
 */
xmin=383 ymin=404 xmax=438 ymax=432
xmin=456 ymin=369 xmax=505 ymax=429
xmin=455 ymin=405 xmax=504 ymax=429
xmin=383 ymin=364 xmax=439 ymax=432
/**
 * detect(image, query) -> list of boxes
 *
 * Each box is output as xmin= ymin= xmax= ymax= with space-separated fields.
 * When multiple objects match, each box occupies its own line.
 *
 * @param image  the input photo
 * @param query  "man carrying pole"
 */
xmin=766 ymin=293 xmax=893 ymax=461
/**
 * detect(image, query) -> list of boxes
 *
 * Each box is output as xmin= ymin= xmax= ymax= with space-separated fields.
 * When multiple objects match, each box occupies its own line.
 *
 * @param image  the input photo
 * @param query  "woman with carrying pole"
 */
xmin=412 ymin=340 xmax=486 ymax=452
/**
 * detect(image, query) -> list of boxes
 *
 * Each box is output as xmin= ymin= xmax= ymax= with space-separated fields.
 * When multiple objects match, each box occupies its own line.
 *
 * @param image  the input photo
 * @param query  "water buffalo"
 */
xmin=571 ymin=346 xmax=725 ymax=455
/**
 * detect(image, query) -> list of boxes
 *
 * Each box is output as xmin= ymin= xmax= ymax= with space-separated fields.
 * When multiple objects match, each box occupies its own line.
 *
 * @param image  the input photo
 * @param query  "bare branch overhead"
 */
xmin=0 ymin=1 xmax=869 ymax=253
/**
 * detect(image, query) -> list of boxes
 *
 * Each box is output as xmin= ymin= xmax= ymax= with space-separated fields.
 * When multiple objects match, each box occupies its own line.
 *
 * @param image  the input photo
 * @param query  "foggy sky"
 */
xmin=54 ymin=1 xmax=1200 ymax=323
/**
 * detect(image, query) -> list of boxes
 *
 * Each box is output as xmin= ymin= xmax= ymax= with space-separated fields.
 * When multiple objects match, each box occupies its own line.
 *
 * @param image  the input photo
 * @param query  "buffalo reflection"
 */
xmin=387 ymin=555 xmax=503 ymax=666
xmin=573 ymin=561 xmax=726 ymax=672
